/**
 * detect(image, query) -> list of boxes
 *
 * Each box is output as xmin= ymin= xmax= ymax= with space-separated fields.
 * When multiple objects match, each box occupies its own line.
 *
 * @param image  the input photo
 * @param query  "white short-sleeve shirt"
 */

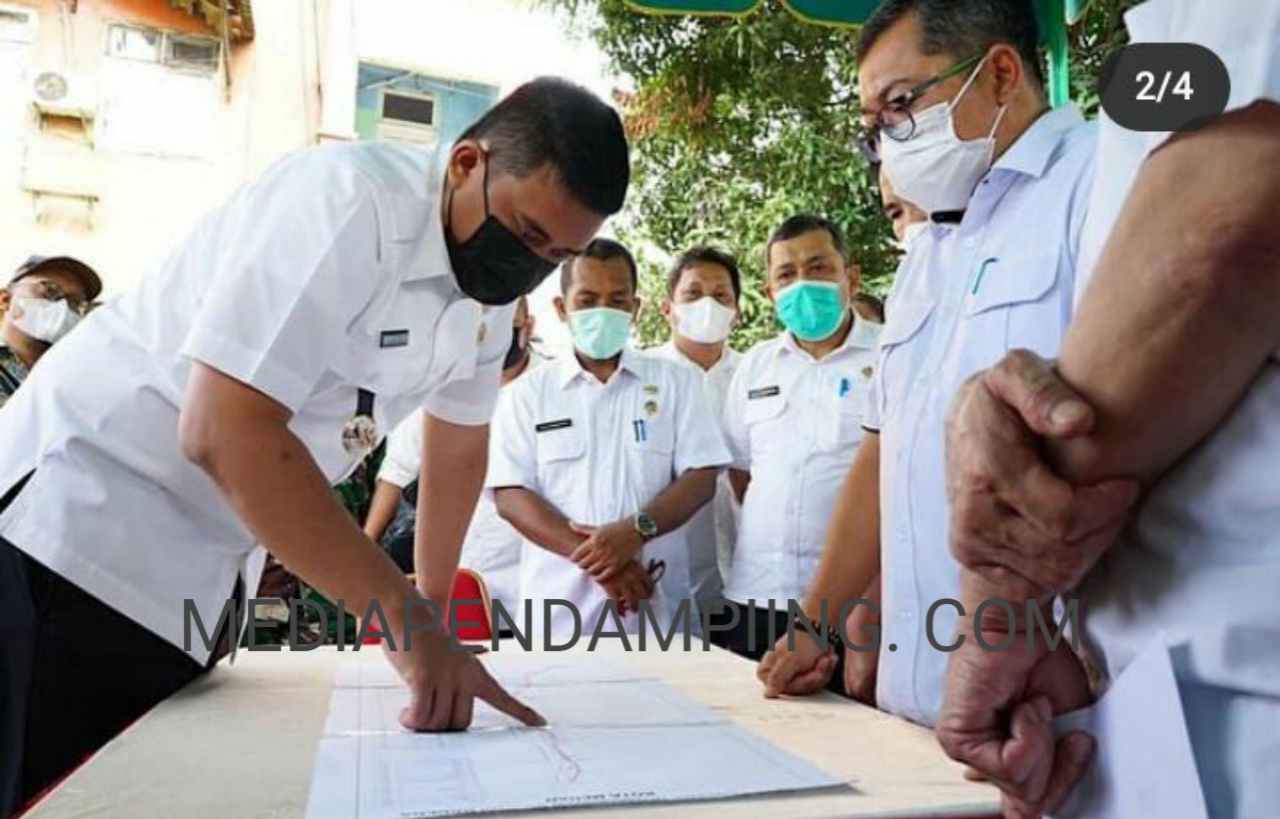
xmin=721 ymin=316 xmax=881 ymax=605
xmin=870 ymin=105 xmax=1097 ymax=727
xmin=646 ymin=341 xmax=742 ymax=606
xmin=0 ymin=142 xmax=514 ymax=663
xmin=376 ymin=352 xmax=550 ymax=618
xmin=1074 ymin=2 xmax=1280 ymax=813
xmin=486 ymin=348 xmax=731 ymax=641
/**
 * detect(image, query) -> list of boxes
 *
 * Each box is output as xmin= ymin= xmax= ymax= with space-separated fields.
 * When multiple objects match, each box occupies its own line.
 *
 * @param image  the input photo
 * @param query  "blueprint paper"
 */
xmin=1049 ymin=636 xmax=1208 ymax=819
xmin=308 ymin=655 xmax=845 ymax=818
xmin=332 ymin=651 xmax=653 ymax=690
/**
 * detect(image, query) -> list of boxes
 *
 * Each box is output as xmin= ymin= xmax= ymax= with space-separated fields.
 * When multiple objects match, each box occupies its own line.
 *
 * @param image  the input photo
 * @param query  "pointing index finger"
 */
xmin=475 ymin=665 xmax=546 ymax=727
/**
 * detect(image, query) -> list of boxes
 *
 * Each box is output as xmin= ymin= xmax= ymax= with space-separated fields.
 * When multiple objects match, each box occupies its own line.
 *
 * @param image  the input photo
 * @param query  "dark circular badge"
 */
xmin=1099 ymin=43 xmax=1230 ymax=133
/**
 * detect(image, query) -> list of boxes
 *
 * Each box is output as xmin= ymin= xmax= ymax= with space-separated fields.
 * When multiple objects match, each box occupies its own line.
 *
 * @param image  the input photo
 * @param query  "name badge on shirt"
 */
xmin=379 ymin=330 xmax=410 ymax=349
xmin=535 ymin=419 xmax=573 ymax=433
xmin=748 ymin=386 xmax=781 ymax=400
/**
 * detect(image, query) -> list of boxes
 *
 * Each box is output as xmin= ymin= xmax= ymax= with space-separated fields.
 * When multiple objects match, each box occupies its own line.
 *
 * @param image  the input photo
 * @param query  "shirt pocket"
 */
xmin=629 ymin=415 xmax=676 ymax=496
xmin=964 ymin=253 xmax=1065 ymax=357
xmin=831 ymin=378 xmax=871 ymax=450
xmin=878 ymin=299 xmax=936 ymax=415
xmin=743 ymin=392 xmax=789 ymax=459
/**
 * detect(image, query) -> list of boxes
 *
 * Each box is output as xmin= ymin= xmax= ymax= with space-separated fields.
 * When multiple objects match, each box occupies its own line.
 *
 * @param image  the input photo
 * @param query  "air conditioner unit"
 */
xmin=375 ymin=89 xmax=437 ymax=146
xmin=30 ymin=69 xmax=98 ymax=120
xmin=375 ymin=119 xmax=439 ymax=146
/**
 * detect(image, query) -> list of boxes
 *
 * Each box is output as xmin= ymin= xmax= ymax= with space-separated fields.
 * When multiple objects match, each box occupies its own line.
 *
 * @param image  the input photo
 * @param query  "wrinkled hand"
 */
xmin=596 ymin=559 xmax=654 ymax=616
xmin=937 ymin=585 xmax=1095 ymax=819
xmin=384 ymin=620 xmax=544 ymax=732
xmin=842 ymin=598 xmax=880 ymax=704
xmin=569 ymin=520 xmax=646 ymax=582
xmin=947 ymin=350 xmax=1141 ymax=602
xmin=758 ymin=631 xmax=837 ymax=698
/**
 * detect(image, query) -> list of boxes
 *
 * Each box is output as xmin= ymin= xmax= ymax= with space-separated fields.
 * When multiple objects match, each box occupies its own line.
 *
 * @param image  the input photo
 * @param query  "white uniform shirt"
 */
xmin=377 ymin=351 xmax=549 ymax=619
xmin=0 ymin=142 xmax=514 ymax=663
xmin=722 ymin=316 xmax=881 ymax=605
xmin=865 ymin=105 xmax=1096 ymax=727
xmin=486 ymin=348 xmax=731 ymax=641
xmin=1073 ymin=3 xmax=1280 ymax=813
xmin=646 ymin=340 xmax=742 ymax=605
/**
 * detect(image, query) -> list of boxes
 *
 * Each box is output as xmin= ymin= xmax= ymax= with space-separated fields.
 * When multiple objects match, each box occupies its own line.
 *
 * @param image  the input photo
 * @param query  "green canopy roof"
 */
xmin=624 ymin=0 xmax=1081 ymax=107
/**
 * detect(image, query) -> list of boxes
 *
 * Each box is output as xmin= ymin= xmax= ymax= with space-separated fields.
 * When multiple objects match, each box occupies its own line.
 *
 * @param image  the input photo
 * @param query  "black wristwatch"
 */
xmin=633 ymin=511 xmax=659 ymax=541
xmin=793 ymin=612 xmax=844 ymax=651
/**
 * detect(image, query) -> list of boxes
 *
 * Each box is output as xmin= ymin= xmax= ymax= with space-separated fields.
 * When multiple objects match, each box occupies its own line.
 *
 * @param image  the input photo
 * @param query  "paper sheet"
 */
xmin=308 ymin=654 xmax=845 ymax=818
xmin=1049 ymin=636 xmax=1208 ymax=819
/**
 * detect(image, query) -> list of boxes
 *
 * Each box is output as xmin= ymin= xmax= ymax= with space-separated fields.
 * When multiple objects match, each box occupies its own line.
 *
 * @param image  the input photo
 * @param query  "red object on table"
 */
xmin=360 ymin=568 xmax=493 ymax=644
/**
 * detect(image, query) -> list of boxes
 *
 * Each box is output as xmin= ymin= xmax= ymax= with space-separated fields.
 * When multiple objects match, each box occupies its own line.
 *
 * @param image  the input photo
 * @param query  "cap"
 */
xmin=9 ymin=255 xmax=103 ymax=301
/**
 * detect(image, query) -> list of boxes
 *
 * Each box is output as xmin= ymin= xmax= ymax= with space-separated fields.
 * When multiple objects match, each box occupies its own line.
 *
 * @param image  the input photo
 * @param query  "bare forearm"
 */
xmin=643 ymin=467 xmax=718 ymax=536
xmin=197 ymin=424 xmax=413 ymax=627
xmin=364 ymin=480 xmax=403 ymax=543
xmin=415 ymin=415 xmax=487 ymax=604
xmin=729 ymin=469 xmax=750 ymax=503
xmin=803 ymin=434 xmax=881 ymax=622
xmin=1051 ymin=102 xmax=1280 ymax=486
xmin=494 ymin=487 xmax=583 ymax=558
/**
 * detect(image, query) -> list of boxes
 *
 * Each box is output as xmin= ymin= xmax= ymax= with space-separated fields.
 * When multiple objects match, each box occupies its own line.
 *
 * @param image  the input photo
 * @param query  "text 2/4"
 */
xmin=1136 ymin=70 xmax=1194 ymax=103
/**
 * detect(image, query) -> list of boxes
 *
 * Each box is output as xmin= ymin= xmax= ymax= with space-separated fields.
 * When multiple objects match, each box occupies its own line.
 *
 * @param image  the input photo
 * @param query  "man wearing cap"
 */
xmin=0 ymin=256 xmax=102 ymax=408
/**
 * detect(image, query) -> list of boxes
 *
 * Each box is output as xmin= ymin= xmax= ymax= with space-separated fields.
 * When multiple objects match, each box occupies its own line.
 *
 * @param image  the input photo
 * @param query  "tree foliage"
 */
xmin=545 ymin=0 xmax=1138 ymax=349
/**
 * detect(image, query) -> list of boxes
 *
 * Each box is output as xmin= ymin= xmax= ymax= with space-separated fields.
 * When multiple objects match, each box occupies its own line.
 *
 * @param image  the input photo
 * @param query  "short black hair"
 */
xmin=666 ymin=246 xmax=742 ymax=301
xmin=853 ymin=292 xmax=887 ymax=323
xmin=766 ymin=215 xmax=848 ymax=269
xmin=857 ymin=0 xmax=1045 ymax=91
xmin=457 ymin=77 xmax=630 ymax=216
xmin=560 ymin=238 xmax=638 ymax=295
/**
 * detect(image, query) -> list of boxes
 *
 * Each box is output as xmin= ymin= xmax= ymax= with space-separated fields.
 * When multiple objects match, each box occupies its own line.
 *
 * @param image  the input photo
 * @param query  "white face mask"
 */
xmin=11 ymin=296 xmax=81 ymax=344
xmin=672 ymin=297 xmax=736 ymax=344
xmin=879 ymin=55 xmax=1009 ymax=217
xmin=901 ymin=221 xmax=929 ymax=248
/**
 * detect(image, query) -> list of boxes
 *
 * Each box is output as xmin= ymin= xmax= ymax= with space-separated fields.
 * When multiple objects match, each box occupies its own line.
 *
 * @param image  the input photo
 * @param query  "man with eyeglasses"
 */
xmin=757 ymin=0 xmax=1096 ymax=728
xmin=0 ymin=256 xmax=101 ymax=409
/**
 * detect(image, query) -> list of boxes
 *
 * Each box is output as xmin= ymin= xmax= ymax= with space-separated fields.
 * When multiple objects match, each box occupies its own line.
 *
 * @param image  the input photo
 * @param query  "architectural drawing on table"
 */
xmin=309 ymin=654 xmax=845 ymax=819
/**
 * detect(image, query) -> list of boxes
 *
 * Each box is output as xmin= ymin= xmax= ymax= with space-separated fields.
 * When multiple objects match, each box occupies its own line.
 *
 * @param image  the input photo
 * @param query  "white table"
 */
xmin=26 ymin=643 xmax=1000 ymax=818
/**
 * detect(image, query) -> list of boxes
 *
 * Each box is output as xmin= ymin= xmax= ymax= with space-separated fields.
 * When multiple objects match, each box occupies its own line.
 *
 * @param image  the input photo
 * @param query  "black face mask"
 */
xmin=444 ymin=157 xmax=559 ymax=306
xmin=503 ymin=329 xmax=529 ymax=371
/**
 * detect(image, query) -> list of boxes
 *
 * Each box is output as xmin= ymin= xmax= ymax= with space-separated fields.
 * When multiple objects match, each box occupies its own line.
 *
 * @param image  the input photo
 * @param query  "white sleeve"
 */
xmin=671 ymin=369 xmax=732 ymax=476
xmin=424 ymin=308 xmax=514 ymax=427
xmin=484 ymin=382 xmax=539 ymax=493
xmin=377 ymin=408 xmax=424 ymax=488
xmin=1127 ymin=0 xmax=1280 ymax=157
xmin=180 ymin=153 xmax=385 ymax=412
xmin=722 ymin=359 xmax=752 ymax=472
xmin=862 ymin=368 xmax=882 ymax=433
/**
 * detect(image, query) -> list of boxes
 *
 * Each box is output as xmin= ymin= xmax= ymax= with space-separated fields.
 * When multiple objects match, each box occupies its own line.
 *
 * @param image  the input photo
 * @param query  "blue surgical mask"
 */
xmin=776 ymin=281 xmax=848 ymax=342
xmin=568 ymin=307 xmax=633 ymax=360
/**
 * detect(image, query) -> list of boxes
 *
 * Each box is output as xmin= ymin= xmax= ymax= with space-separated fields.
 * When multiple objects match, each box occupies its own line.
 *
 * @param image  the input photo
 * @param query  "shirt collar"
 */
xmin=556 ymin=346 xmax=646 ymax=390
xmin=656 ymin=340 xmax=738 ymax=375
xmin=391 ymin=145 xmax=454 ymax=285
xmin=778 ymin=312 xmax=879 ymax=362
xmin=991 ymin=103 xmax=1085 ymax=180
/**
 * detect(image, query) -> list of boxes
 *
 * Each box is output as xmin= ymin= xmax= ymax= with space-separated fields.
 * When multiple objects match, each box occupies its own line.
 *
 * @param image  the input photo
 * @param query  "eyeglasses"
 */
xmin=857 ymin=53 xmax=984 ymax=164
xmin=13 ymin=279 xmax=91 ymax=316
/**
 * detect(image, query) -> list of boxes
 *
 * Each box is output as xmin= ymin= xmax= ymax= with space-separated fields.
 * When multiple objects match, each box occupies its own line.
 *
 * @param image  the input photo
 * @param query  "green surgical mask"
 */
xmin=568 ymin=307 xmax=633 ymax=360
xmin=776 ymin=280 xmax=848 ymax=342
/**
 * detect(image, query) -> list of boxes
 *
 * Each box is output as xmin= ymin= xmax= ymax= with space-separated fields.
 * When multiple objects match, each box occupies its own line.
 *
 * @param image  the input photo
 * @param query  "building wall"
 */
xmin=0 ymin=0 xmax=320 ymax=295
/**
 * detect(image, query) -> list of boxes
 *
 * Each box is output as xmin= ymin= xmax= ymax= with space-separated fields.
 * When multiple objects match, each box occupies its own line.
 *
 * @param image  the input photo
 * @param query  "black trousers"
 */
xmin=0 ymin=478 xmax=231 ymax=817
xmin=707 ymin=599 xmax=848 ymax=696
